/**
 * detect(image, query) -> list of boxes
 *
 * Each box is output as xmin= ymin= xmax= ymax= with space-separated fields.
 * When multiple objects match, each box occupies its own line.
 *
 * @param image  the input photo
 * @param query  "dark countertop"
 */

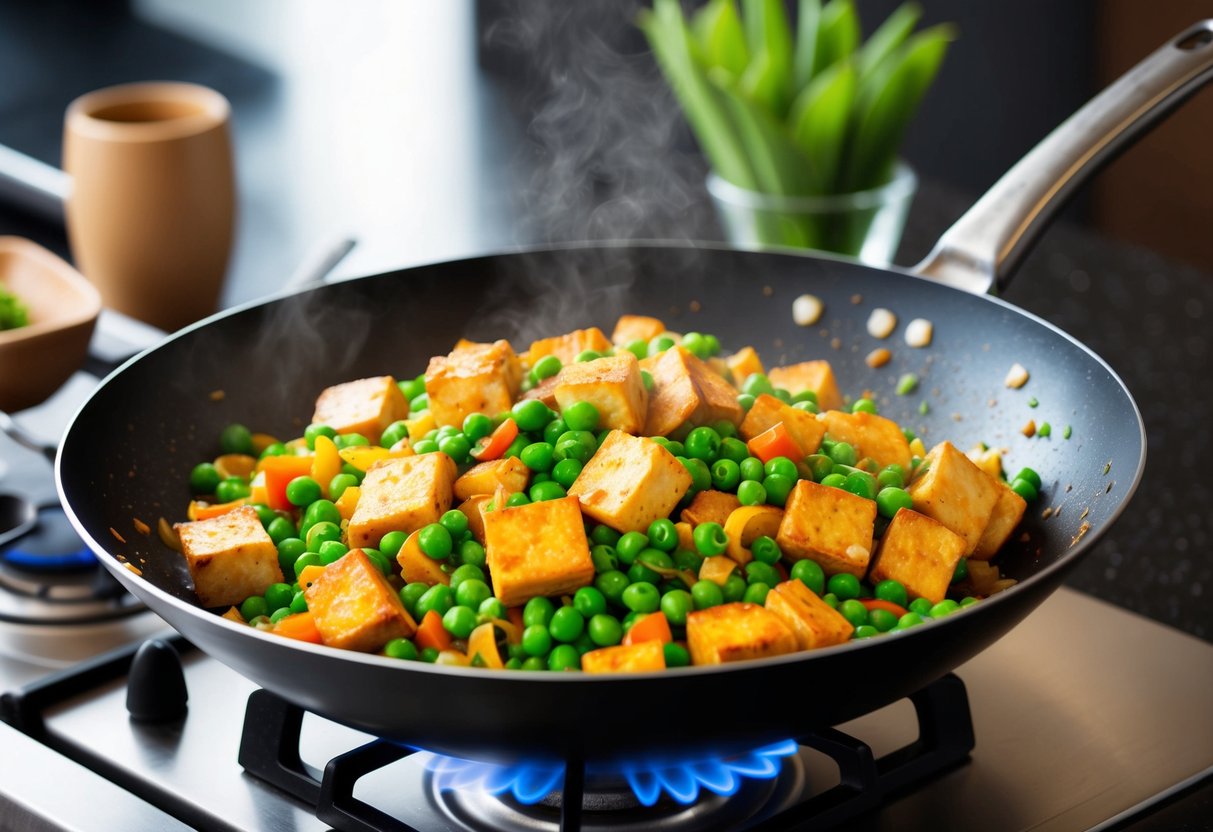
xmin=1 ymin=2 xmax=1209 ymax=645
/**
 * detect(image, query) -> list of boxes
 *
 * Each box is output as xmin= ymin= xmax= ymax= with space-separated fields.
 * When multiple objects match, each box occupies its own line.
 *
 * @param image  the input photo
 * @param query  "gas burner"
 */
xmin=0 ymin=504 xmax=144 ymax=624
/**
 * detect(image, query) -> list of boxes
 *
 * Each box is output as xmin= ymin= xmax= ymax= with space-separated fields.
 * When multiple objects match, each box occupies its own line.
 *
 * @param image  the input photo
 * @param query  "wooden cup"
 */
xmin=63 ymin=82 xmax=235 ymax=332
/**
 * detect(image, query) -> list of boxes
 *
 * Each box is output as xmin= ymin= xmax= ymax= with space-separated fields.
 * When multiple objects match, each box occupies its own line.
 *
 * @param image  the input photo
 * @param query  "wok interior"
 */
xmin=57 ymin=244 xmax=1144 ymax=759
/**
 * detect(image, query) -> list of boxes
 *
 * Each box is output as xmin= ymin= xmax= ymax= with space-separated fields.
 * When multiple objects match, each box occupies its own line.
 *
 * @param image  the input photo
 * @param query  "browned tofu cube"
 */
xmin=726 ymin=347 xmax=765 ymax=388
xmin=425 ymin=340 xmax=522 ymax=427
xmin=527 ymin=327 xmax=612 ymax=367
xmin=686 ymin=602 xmax=798 ymax=665
xmin=348 ymin=453 xmax=457 ymax=548
xmin=972 ymin=480 xmax=1028 ymax=560
xmin=581 ymin=640 xmax=666 ymax=674
xmin=776 ymin=480 xmax=876 ymax=577
xmin=176 ymin=506 xmax=283 ymax=608
xmin=611 ymin=314 xmax=666 ymax=346
xmin=483 ymin=496 xmax=595 ymax=607
xmin=680 ymin=489 xmax=741 ymax=528
xmin=312 ymin=376 xmax=408 ymax=444
xmin=569 ymin=430 xmax=692 ymax=532
xmin=306 ymin=549 xmax=417 ymax=651
xmin=767 ymin=361 xmax=843 ymax=412
xmin=554 ymin=352 xmax=649 ymax=434
xmin=870 ymin=509 xmax=967 ymax=604
xmin=818 ymin=410 xmax=912 ymax=472
xmin=453 ymin=457 xmax=530 ymax=501
xmin=740 ymin=394 xmax=826 ymax=460
xmin=765 ymin=580 xmax=854 ymax=650
xmin=908 ymin=441 xmax=1001 ymax=555
xmin=644 ymin=347 xmax=743 ymax=437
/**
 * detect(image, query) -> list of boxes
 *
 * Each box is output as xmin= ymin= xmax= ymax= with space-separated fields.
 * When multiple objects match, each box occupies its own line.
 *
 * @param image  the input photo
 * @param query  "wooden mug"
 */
xmin=63 ymin=82 xmax=235 ymax=332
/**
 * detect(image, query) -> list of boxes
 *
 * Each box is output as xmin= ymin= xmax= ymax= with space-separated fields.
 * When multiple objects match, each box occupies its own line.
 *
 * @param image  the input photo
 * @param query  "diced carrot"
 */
xmin=623 ymin=611 xmax=673 ymax=646
xmin=415 ymin=609 xmax=453 ymax=652
xmin=470 ymin=418 xmax=519 ymax=461
xmin=860 ymin=598 xmax=909 ymax=618
xmin=259 ymin=454 xmax=315 ymax=511
xmin=467 ymin=622 xmax=505 ymax=668
xmin=274 ymin=612 xmax=323 ymax=644
xmin=746 ymin=422 xmax=803 ymax=464
xmin=297 ymin=564 xmax=327 ymax=589
xmin=187 ymin=498 xmax=247 ymax=521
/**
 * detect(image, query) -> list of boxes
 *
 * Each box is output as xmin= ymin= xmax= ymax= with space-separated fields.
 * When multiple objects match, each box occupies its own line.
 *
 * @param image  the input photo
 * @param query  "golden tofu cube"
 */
xmin=312 ymin=376 xmax=408 ymax=444
xmin=644 ymin=347 xmax=743 ymax=437
xmin=554 ymin=352 xmax=649 ymax=434
xmin=908 ymin=441 xmax=1001 ymax=555
xmin=527 ymin=327 xmax=612 ymax=367
xmin=611 ymin=314 xmax=666 ymax=346
xmin=686 ymin=602 xmax=798 ymax=665
xmin=680 ymin=489 xmax=741 ymax=528
xmin=740 ymin=394 xmax=826 ymax=460
xmin=348 ymin=453 xmax=457 ymax=548
xmin=425 ymin=340 xmax=522 ymax=427
xmin=581 ymin=640 xmax=666 ymax=674
xmin=176 ymin=506 xmax=283 ymax=608
xmin=765 ymin=580 xmax=854 ymax=650
xmin=568 ymin=430 xmax=692 ymax=532
xmin=454 ymin=457 xmax=530 ymax=501
xmin=972 ymin=480 xmax=1028 ymax=560
xmin=726 ymin=347 xmax=765 ymax=388
xmin=483 ymin=496 xmax=595 ymax=607
xmin=306 ymin=549 xmax=417 ymax=652
xmin=818 ymin=410 xmax=912 ymax=472
xmin=776 ymin=480 xmax=876 ymax=577
xmin=767 ymin=361 xmax=843 ymax=412
xmin=870 ymin=509 xmax=967 ymax=604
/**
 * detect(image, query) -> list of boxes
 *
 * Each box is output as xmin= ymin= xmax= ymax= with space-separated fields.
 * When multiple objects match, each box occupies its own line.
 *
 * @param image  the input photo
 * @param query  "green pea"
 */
xmin=750 ymin=536 xmax=781 ymax=565
xmin=384 ymin=638 xmax=417 ymax=660
xmin=521 ymin=624 xmax=552 ymax=657
xmin=737 ymin=393 xmax=756 ymax=412
xmin=249 ymin=503 xmax=275 ymax=527
xmin=334 ymin=433 xmax=370 ymax=450
xmin=741 ymin=373 xmax=774 ymax=397
xmin=952 ymin=558 xmax=968 ymax=584
xmin=595 ymin=570 xmax=630 ymax=605
xmin=305 ymin=521 xmax=341 ymax=553
xmin=1010 ymin=477 xmax=1038 ymax=502
xmin=415 ymin=584 xmax=454 ymax=619
xmin=745 ymin=561 xmax=781 ymax=587
xmin=590 ymin=544 xmax=619 ymax=573
xmin=869 ymin=608 xmax=898 ymax=632
xmin=641 ymin=370 xmax=655 ymax=391
xmin=277 ymin=538 xmax=307 ymax=579
xmin=523 ymin=596 xmax=556 ymax=628
xmin=841 ymin=471 xmax=877 ymax=501
xmin=438 ymin=434 xmax=472 ymax=463
xmin=505 ymin=492 xmax=531 ymax=507
xmin=930 ymin=599 xmax=961 ymax=618
xmin=395 ymin=581 xmax=430 ymax=616
xmin=663 ymin=642 xmax=691 ymax=667
xmin=875 ymin=486 xmax=913 ymax=518
xmin=660 ymin=589 xmax=693 ymax=627
xmin=627 ymin=560 xmax=661 ymax=585
xmin=790 ymin=559 xmax=825 ymax=595
xmin=681 ymin=331 xmax=710 ymax=359
xmin=793 ymin=401 xmax=819 ymax=414
xmin=623 ymin=339 xmax=648 ymax=360
xmin=762 ymin=474 xmax=795 ymax=507
xmin=449 ymin=563 xmax=486 ymax=590
xmin=377 ymin=530 xmax=407 ymax=558
xmin=710 ymin=458 xmax=741 ymax=491
xmin=673 ymin=548 xmax=704 ymax=573
xmin=693 ymin=522 xmax=728 ymax=556
xmin=261 ymin=582 xmax=292 ymax=611
xmin=589 ymin=524 xmax=620 ymax=547
xmin=562 ymin=401 xmax=600 ymax=432
xmin=363 ymin=548 xmax=391 ymax=576
xmin=739 ymin=457 xmax=765 ymax=482
xmin=520 ymin=442 xmax=555 ymax=472
xmin=615 ymin=531 xmax=648 ymax=565
xmin=838 ymin=599 xmax=869 ymax=628
xmin=458 ymin=539 xmax=486 ymax=568
xmin=541 ymin=418 xmax=568 ymax=447
xmin=819 ymin=472 xmax=847 ymax=489
xmin=215 ymin=477 xmax=250 ymax=503
xmin=722 ymin=574 xmax=747 ymax=603
xmin=588 ymin=613 xmax=623 ymax=647
xmin=268 ymin=606 xmax=292 ymax=624
xmin=412 ymin=438 xmax=439 ymax=455
xmin=684 ymin=426 xmax=721 ymax=462
xmin=189 ymin=462 xmax=221 ymax=494
xmin=874 ymin=579 xmax=908 ymax=607
xmin=663 ymin=439 xmax=685 ymax=457
xmin=511 ymin=399 xmax=554 ymax=432
xmin=285 ymin=476 xmax=321 ymax=507
xmin=876 ymin=465 xmax=905 ymax=489
xmin=454 ymin=579 xmax=492 ymax=610
xmin=439 ymin=509 xmax=469 ymax=538
xmin=691 ymin=580 xmax=724 ymax=610
xmin=264 ymin=516 xmax=295 ymax=545
xmin=743 ymin=582 xmax=770 ymax=604
xmin=240 ymin=596 xmax=269 ymax=621
xmin=220 ymin=423 xmax=254 ymax=455
xmin=960 ymin=596 xmax=979 ymax=608
xmin=821 ymin=592 xmax=839 ymax=609
xmin=318 ymin=540 xmax=348 ymax=565
xmin=719 ymin=437 xmax=750 ymax=463
xmin=547 ymin=644 xmax=581 ymax=671
xmin=532 ymin=354 xmax=563 ymax=382
xmin=679 ymin=457 xmax=712 ymax=492
xmin=826 ymin=441 xmax=857 ymax=466
xmin=379 ymin=421 xmax=409 ymax=449
xmin=851 ymin=398 xmax=878 ymax=414
xmin=550 ymin=458 xmax=582 ymax=489
xmin=418 ymin=523 xmax=453 ymax=560
xmin=324 ymin=473 xmax=356 ymax=501
xmin=420 ymin=647 xmax=441 ymax=664
xmin=529 ymin=480 xmax=567 ymax=502
xmin=621 ymin=581 xmax=660 ymax=613
xmin=646 ymin=518 xmax=679 ymax=552
xmin=764 ymin=457 xmax=798 ymax=480
xmin=648 ymin=334 xmax=676 ymax=354
xmin=737 ymin=479 xmax=767 ymax=506
xmin=289 ymin=591 xmax=309 ymax=614
xmin=443 ymin=605 xmax=478 ymax=639
xmin=853 ymin=624 xmax=880 ymax=639
xmin=773 ymin=388 xmax=793 ymax=404
xmin=807 ymin=454 xmax=834 ymax=482
xmin=304 ymin=424 xmax=336 ymax=450
xmin=549 ymin=606 xmax=585 ymax=643
xmin=909 ymin=597 xmax=934 ymax=616
xmin=291 ymin=551 xmax=322 ymax=581
xmin=827 ymin=573 xmax=861 ymax=601
xmin=896 ymin=612 xmax=925 ymax=630
xmin=572 ymin=586 xmax=607 ymax=619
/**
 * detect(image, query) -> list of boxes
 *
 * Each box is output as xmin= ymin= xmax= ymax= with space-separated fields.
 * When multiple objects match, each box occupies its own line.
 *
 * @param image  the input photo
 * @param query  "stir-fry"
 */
xmin=171 ymin=314 xmax=1039 ymax=672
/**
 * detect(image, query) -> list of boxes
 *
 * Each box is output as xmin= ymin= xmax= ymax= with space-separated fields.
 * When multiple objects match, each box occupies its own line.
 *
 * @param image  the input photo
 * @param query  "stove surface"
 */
xmin=2 ymin=587 xmax=1210 ymax=831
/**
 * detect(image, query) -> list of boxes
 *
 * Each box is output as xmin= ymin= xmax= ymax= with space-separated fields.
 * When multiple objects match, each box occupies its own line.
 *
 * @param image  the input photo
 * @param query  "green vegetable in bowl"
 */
xmin=0 ymin=287 xmax=30 ymax=331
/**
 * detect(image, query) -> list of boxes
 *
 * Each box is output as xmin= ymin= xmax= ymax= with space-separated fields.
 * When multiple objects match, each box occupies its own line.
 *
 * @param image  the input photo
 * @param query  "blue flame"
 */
xmin=424 ymin=739 xmax=798 ymax=807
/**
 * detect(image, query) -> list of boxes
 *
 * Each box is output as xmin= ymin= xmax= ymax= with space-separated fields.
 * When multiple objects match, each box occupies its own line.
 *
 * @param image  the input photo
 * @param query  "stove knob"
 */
xmin=126 ymin=638 xmax=188 ymax=722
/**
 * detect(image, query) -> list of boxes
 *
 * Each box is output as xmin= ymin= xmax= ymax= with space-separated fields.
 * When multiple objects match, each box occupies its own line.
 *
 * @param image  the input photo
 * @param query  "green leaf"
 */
xmin=855 ymin=1 xmax=921 ymax=79
xmin=692 ymin=0 xmax=750 ymax=77
xmin=792 ymin=0 xmax=822 ymax=93
xmin=739 ymin=0 xmax=794 ymax=116
xmin=788 ymin=59 xmax=857 ymax=194
xmin=708 ymin=67 xmax=815 ymax=196
xmin=813 ymin=0 xmax=859 ymax=77
xmin=843 ymin=24 xmax=954 ymax=191
xmin=639 ymin=0 xmax=758 ymax=188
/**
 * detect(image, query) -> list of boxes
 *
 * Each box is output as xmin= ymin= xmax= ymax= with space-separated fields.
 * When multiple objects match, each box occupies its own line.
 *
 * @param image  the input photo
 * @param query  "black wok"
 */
xmin=55 ymin=23 xmax=1212 ymax=764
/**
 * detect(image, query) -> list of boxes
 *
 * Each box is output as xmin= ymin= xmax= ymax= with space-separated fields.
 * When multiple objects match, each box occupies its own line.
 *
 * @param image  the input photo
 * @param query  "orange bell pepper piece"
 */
xmin=623 ymin=611 xmax=673 ymax=646
xmin=274 ymin=612 xmax=323 ymax=644
xmin=746 ymin=421 xmax=802 ymax=464
xmin=187 ymin=498 xmax=247 ymax=521
xmin=259 ymin=454 xmax=314 ymax=511
xmin=467 ymin=622 xmax=505 ymax=669
xmin=470 ymin=418 xmax=518 ymax=461
xmin=860 ymin=598 xmax=908 ymax=618
xmin=415 ymin=609 xmax=453 ymax=652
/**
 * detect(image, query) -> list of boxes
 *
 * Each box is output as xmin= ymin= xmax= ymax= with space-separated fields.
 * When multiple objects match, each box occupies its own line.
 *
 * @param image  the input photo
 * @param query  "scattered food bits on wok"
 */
xmin=791 ymin=294 xmax=824 ymax=326
xmin=904 ymin=318 xmax=934 ymax=348
xmin=169 ymin=315 xmax=1040 ymax=671
xmin=866 ymin=308 xmax=897 ymax=339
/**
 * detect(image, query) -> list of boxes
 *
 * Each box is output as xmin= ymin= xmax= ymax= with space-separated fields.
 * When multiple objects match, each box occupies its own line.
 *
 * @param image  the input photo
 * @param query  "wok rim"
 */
xmin=55 ymin=239 xmax=1148 ymax=685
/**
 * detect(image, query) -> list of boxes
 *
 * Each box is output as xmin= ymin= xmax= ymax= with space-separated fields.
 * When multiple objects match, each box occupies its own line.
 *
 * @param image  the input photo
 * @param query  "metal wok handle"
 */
xmin=914 ymin=19 xmax=1213 ymax=295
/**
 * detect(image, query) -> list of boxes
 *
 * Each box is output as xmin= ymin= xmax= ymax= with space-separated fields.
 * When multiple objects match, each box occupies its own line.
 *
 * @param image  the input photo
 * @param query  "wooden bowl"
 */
xmin=0 ymin=236 xmax=101 ymax=411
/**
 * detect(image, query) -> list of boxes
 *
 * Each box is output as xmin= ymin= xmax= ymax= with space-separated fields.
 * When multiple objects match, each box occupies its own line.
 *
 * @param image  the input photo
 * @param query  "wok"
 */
xmin=57 ymin=23 xmax=1212 ymax=763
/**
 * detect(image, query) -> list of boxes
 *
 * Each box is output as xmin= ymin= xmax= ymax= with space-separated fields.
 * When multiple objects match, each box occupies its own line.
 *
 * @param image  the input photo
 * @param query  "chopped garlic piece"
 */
xmin=792 ymin=293 xmax=823 ymax=326
xmin=865 ymin=348 xmax=891 ymax=368
xmin=866 ymin=308 xmax=897 ymax=339
xmin=904 ymin=318 xmax=933 ymax=348
xmin=1005 ymin=363 xmax=1030 ymax=388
